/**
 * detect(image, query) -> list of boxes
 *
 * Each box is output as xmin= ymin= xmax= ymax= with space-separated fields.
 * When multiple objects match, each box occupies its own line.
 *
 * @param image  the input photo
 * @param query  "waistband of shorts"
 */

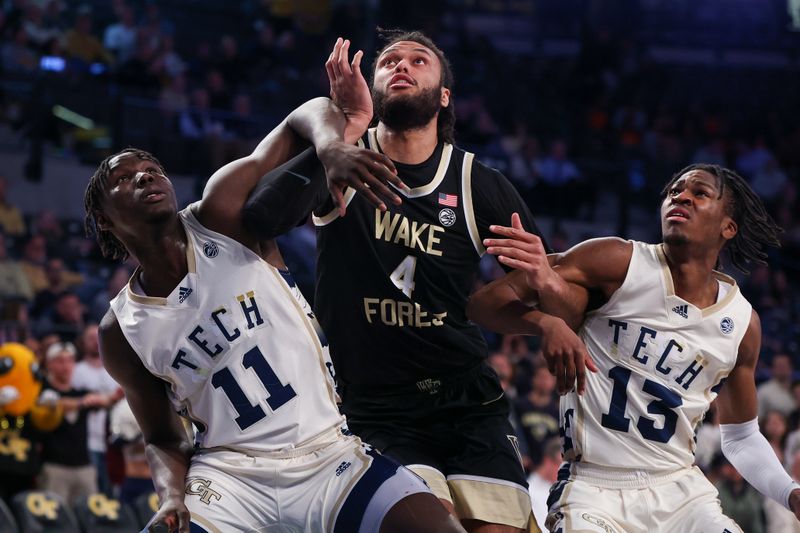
xmin=569 ymin=462 xmax=696 ymax=489
xmin=341 ymin=361 xmax=489 ymax=397
xmin=196 ymin=426 xmax=345 ymax=459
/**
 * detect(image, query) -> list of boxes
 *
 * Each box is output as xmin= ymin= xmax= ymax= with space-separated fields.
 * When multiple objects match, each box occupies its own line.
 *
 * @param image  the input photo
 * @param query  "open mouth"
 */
xmin=665 ymin=208 xmax=689 ymax=222
xmin=389 ymin=74 xmax=415 ymax=88
xmin=143 ymin=191 xmax=166 ymax=202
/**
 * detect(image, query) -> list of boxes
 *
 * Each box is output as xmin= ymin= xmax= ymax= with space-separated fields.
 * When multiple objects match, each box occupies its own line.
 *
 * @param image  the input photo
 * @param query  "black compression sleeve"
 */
xmin=242 ymin=147 xmax=328 ymax=240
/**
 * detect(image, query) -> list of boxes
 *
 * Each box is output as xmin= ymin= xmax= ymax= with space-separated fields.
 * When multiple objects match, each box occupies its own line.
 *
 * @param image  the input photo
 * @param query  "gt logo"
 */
xmin=185 ymin=478 xmax=222 ymax=505
xmin=581 ymin=513 xmax=617 ymax=533
xmin=26 ymin=493 xmax=59 ymax=520
xmin=88 ymin=494 xmax=120 ymax=520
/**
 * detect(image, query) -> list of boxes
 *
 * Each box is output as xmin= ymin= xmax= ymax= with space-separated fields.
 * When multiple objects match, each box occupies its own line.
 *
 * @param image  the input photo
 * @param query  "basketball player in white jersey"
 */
xmin=467 ymin=164 xmax=799 ymax=531
xmin=84 ymin=93 xmax=465 ymax=532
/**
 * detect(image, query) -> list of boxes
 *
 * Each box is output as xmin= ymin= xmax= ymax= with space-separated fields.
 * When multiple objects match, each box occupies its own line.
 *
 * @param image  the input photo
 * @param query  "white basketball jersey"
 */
xmin=110 ymin=206 xmax=344 ymax=452
xmin=562 ymin=241 xmax=752 ymax=471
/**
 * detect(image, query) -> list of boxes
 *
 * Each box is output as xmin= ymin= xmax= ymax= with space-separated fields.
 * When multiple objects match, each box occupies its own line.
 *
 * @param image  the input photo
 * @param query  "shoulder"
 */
xmin=551 ymin=237 xmax=633 ymax=293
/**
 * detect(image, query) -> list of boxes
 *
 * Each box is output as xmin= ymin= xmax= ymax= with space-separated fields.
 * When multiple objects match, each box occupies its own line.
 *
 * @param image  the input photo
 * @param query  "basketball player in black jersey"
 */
xmin=244 ymin=33 xmax=591 ymax=532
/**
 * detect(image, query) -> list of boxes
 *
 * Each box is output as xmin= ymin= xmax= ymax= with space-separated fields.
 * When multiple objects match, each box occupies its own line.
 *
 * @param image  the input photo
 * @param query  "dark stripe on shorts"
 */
xmin=334 ymin=449 xmax=400 ymax=533
xmin=189 ymin=522 xmax=209 ymax=533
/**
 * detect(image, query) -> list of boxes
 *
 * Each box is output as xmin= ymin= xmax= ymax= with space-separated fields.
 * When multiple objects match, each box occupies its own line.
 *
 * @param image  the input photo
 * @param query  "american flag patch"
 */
xmin=438 ymin=193 xmax=458 ymax=207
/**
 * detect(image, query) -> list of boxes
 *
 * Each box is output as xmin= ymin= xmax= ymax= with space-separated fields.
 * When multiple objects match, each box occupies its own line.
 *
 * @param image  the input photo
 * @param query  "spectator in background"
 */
xmin=762 ymin=410 xmax=790 ymax=465
xmin=694 ymin=402 xmax=722 ymax=472
xmin=20 ymin=234 xmax=49 ymax=295
xmin=30 ymin=258 xmax=72 ymax=318
xmin=1 ymin=26 xmax=39 ymax=73
xmin=72 ymin=324 xmax=123 ymax=496
xmin=89 ymin=266 xmax=130 ymax=323
xmin=528 ymin=439 xmax=562 ymax=533
xmin=20 ymin=0 xmax=62 ymax=54
xmin=103 ymin=3 xmax=137 ymax=64
xmin=63 ymin=4 xmax=114 ymax=69
xmin=535 ymin=139 xmax=585 ymax=218
xmin=0 ymin=177 xmax=26 ymax=238
xmin=109 ymin=397 xmax=154 ymax=505
xmin=712 ymin=453 xmax=767 ymax=533
xmin=0 ymin=232 xmax=33 ymax=303
xmin=758 ymin=353 xmax=797 ymax=419
xmin=515 ymin=358 xmax=559 ymax=468
xmin=39 ymin=341 xmax=115 ymax=504
xmin=33 ymin=291 xmax=85 ymax=343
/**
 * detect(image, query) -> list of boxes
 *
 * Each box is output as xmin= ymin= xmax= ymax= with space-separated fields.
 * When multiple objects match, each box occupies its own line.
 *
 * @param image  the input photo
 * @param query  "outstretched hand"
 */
xmin=485 ymin=213 xmax=598 ymax=393
xmin=316 ymin=141 xmax=404 ymax=216
xmin=325 ymin=37 xmax=372 ymax=144
xmin=485 ymin=213 xmax=558 ymax=293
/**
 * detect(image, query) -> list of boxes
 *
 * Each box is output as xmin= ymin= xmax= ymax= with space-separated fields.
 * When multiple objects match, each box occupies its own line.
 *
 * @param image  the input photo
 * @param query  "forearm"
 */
xmin=145 ymin=440 xmax=194 ymax=502
xmin=469 ymin=276 xmax=554 ymax=335
xmin=536 ymin=274 xmax=587 ymax=330
xmin=720 ymin=418 xmax=800 ymax=510
xmin=242 ymin=147 xmax=327 ymax=240
xmin=285 ymin=97 xmax=348 ymax=151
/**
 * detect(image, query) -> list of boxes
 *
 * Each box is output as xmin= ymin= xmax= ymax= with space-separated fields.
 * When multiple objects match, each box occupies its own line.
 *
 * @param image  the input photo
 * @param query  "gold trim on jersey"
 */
xmin=312 ymin=188 xmax=357 ymax=226
xmin=366 ymin=127 xmax=453 ymax=198
xmin=125 ymin=226 xmax=197 ymax=306
xmin=268 ymin=268 xmax=339 ymax=408
xmin=655 ymin=244 xmax=739 ymax=317
xmin=460 ymin=151 xmax=484 ymax=256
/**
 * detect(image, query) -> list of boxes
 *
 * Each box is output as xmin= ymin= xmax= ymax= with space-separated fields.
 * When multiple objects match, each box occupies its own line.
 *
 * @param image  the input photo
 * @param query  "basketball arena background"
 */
xmin=0 ymin=0 xmax=799 ymax=531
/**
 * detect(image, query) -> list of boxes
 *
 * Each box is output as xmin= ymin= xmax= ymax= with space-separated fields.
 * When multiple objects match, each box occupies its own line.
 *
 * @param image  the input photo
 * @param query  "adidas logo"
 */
xmin=335 ymin=461 xmax=352 ymax=477
xmin=178 ymin=287 xmax=193 ymax=303
xmin=672 ymin=304 xmax=688 ymax=318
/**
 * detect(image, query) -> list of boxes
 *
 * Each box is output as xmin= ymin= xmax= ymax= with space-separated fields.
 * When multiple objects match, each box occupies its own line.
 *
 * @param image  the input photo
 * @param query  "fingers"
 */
xmin=511 ymin=211 xmax=522 ymax=229
xmin=330 ymin=37 xmax=343 ymax=80
xmin=330 ymin=185 xmax=346 ymax=217
xmin=563 ymin=352 xmax=576 ymax=395
xmin=488 ymin=224 xmax=543 ymax=245
xmin=356 ymin=164 xmax=402 ymax=206
xmin=177 ymin=508 xmax=191 ymax=533
xmin=575 ymin=348 xmax=587 ymax=395
xmin=351 ymin=49 xmax=364 ymax=75
xmin=553 ymin=353 xmax=567 ymax=395
xmin=349 ymin=179 xmax=386 ymax=211
xmin=337 ymin=38 xmax=352 ymax=76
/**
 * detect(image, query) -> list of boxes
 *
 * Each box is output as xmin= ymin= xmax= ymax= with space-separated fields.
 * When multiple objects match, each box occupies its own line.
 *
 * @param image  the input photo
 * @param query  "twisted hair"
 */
xmin=371 ymin=28 xmax=456 ymax=144
xmin=662 ymin=163 xmax=783 ymax=273
xmin=84 ymin=148 xmax=165 ymax=261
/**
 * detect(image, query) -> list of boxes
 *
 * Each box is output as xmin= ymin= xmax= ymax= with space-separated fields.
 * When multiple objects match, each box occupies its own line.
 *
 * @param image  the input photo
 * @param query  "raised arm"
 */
xmin=717 ymin=310 xmax=800 ymax=518
xmin=99 ymin=311 xmax=193 ymax=533
xmin=469 ymin=221 xmax=632 ymax=393
xmin=196 ymin=97 xmax=350 ymax=245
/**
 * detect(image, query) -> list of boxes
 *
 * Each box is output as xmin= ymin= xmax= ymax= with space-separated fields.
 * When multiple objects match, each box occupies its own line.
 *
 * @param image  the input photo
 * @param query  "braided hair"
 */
xmin=371 ymin=28 xmax=456 ymax=144
xmin=662 ymin=163 xmax=783 ymax=273
xmin=84 ymin=148 xmax=165 ymax=261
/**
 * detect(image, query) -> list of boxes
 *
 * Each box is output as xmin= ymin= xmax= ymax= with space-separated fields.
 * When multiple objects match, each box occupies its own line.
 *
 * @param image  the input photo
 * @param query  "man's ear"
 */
xmin=721 ymin=216 xmax=738 ymax=242
xmin=440 ymin=87 xmax=450 ymax=108
xmin=95 ymin=212 xmax=113 ymax=231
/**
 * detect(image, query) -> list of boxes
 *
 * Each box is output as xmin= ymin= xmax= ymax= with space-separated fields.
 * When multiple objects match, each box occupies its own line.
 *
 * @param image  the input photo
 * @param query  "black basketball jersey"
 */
xmin=314 ymin=128 xmax=547 ymax=386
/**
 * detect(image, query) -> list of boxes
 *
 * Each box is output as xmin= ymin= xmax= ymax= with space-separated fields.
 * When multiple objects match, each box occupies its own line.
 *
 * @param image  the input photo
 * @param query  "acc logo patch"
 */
xmin=203 ymin=241 xmax=219 ymax=258
xmin=720 ymin=317 xmax=734 ymax=335
xmin=438 ymin=208 xmax=456 ymax=227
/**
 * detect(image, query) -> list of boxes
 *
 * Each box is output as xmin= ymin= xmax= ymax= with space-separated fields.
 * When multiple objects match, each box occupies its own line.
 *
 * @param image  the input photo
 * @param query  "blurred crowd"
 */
xmin=0 ymin=0 xmax=799 ymax=530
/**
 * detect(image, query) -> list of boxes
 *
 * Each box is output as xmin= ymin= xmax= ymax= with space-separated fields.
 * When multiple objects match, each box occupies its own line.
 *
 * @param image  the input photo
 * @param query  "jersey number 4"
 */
xmin=211 ymin=346 xmax=297 ymax=430
xmin=601 ymin=365 xmax=683 ymax=443
xmin=389 ymin=255 xmax=418 ymax=298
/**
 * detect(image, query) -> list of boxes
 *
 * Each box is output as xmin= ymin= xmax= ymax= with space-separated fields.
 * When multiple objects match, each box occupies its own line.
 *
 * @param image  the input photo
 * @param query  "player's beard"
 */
xmin=372 ymin=85 xmax=442 ymax=132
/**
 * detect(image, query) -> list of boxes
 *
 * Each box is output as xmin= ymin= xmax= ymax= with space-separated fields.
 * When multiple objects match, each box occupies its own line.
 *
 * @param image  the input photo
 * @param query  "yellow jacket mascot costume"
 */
xmin=0 ymin=342 xmax=63 ymax=500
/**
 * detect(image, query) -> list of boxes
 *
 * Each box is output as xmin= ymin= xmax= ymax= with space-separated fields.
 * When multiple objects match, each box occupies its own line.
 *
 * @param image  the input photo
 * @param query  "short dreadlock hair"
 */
xmin=662 ymin=163 xmax=783 ymax=274
xmin=371 ymin=28 xmax=456 ymax=144
xmin=84 ymin=148 xmax=165 ymax=261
